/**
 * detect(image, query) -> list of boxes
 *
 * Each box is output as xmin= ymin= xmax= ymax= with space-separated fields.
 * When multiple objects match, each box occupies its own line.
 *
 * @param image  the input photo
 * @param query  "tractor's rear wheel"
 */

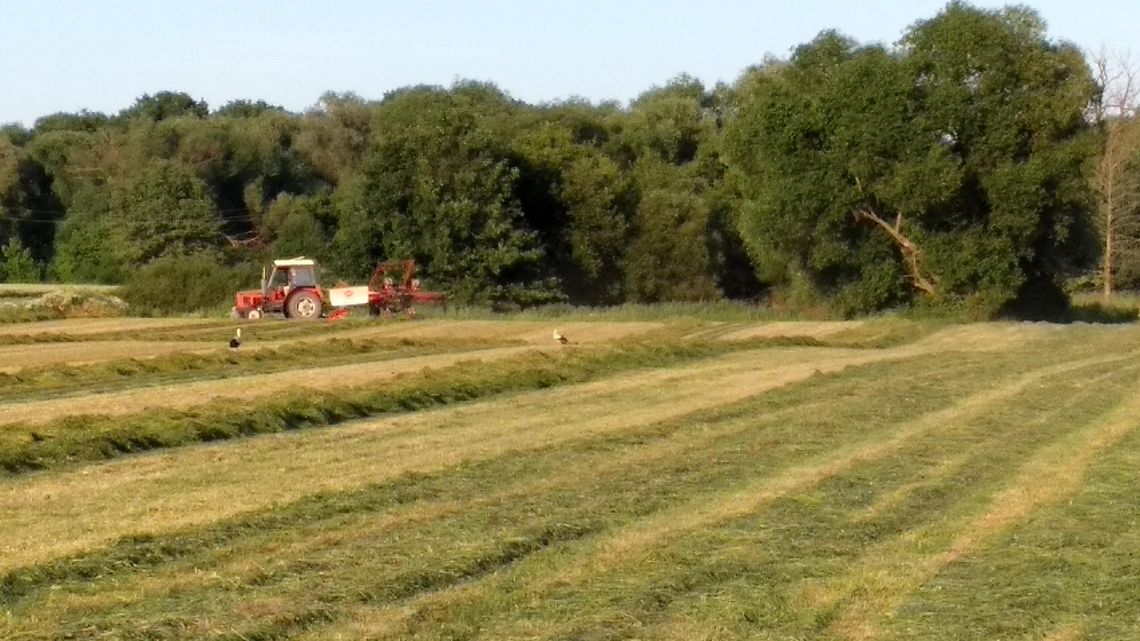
xmin=287 ymin=291 xmax=322 ymax=321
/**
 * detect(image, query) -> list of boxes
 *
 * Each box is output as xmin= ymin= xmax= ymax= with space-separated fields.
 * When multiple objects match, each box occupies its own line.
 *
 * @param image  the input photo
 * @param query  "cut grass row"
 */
xmin=0 ymin=340 xmax=922 ymax=574
xmin=294 ymin=355 xmax=1140 ymax=641
xmin=0 ymin=317 xmax=361 ymax=344
xmin=2 ymin=338 xmax=1136 ymax=640
xmin=114 ymin=316 xmax=412 ymax=342
xmin=0 ymin=335 xmax=525 ymax=402
xmin=0 ymin=337 xmax=829 ymax=475
xmin=0 ymin=318 xmax=922 ymax=401
xmin=0 ymin=313 xmax=655 ymax=345
xmin=0 ymin=349 xmax=988 ymax=622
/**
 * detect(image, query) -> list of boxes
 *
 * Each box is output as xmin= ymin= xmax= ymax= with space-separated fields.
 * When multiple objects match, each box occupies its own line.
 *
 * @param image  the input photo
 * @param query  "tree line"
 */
xmin=1 ymin=2 xmax=1136 ymax=316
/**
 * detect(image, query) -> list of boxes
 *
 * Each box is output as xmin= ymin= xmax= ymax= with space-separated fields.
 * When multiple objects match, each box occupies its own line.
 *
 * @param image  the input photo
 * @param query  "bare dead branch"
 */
xmin=224 ymin=233 xmax=263 ymax=249
xmin=853 ymin=207 xmax=937 ymax=296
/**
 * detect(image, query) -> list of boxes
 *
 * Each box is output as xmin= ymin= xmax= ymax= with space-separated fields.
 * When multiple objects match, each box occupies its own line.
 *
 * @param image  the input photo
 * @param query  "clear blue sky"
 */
xmin=2 ymin=0 xmax=1138 ymax=126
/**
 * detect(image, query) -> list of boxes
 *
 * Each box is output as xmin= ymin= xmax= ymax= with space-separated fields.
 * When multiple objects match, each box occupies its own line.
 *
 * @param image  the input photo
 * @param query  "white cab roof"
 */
xmin=273 ymin=257 xmax=316 ymax=267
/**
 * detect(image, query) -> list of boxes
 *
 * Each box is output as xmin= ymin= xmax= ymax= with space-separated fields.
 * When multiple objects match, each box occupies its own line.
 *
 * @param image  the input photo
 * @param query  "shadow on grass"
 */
xmin=1065 ymin=301 xmax=1140 ymax=324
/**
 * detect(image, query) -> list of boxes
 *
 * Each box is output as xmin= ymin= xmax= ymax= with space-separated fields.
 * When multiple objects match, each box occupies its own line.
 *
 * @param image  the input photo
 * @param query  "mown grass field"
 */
xmin=1 ymin=314 xmax=1138 ymax=640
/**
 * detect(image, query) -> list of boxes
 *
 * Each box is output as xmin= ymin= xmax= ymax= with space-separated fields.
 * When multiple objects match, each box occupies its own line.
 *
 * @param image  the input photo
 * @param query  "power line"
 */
xmin=5 ymin=208 xmax=264 ymax=225
xmin=9 ymin=207 xmax=258 ymax=216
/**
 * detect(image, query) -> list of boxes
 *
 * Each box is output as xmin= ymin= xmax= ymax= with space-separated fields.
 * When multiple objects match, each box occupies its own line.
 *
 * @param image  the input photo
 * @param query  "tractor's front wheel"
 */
xmin=287 ymin=292 xmax=322 ymax=321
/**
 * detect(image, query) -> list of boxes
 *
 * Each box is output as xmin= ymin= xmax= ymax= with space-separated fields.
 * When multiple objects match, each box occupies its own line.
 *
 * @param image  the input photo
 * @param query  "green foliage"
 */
xmin=0 ymin=4 xmax=1113 ymax=315
xmin=622 ymin=79 xmax=755 ymax=304
xmin=0 ymin=236 xmax=38 ymax=282
xmin=295 ymin=92 xmax=373 ymax=184
xmin=337 ymin=87 xmax=561 ymax=307
xmin=0 ymin=124 xmax=32 ymax=146
xmin=0 ymin=136 xmax=63 ymax=264
xmin=0 ymin=137 xmax=19 ymax=221
xmin=119 ymin=253 xmax=256 ymax=314
xmin=560 ymin=153 xmax=633 ymax=301
xmin=263 ymin=193 xmax=333 ymax=259
xmin=625 ymin=181 xmax=720 ymax=302
xmin=51 ymin=187 xmax=123 ymax=283
xmin=32 ymin=110 xmax=110 ymax=133
xmin=119 ymin=91 xmax=208 ymax=121
xmin=111 ymin=161 xmax=222 ymax=265
xmin=726 ymin=5 xmax=1099 ymax=315
xmin=213 ymin=99 xmax=287 ymax=118
xmin=623 ymin=74 xmax=712 ymax=165
xmin=508 ymin=114 xmax=631 ymax=304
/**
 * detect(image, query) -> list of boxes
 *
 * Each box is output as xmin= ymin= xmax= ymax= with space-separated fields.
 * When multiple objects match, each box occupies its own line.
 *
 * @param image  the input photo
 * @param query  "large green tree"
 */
xmin=333 ymin=87 xmax=559 ymax=306
xmin=0 ymin=134 xmax=64 ymax=263
xmin=51 ymin=187 xmax=123 ymax=283
xmin=510 ymin=111 xmax=634 ymax=304
xmin=111 ymin=161 xmax=222 ymax=265
xmin=620 ymin=77 xmax=749 ymax=302
xmin=727 ymin=3 xmax=1099 ymax=315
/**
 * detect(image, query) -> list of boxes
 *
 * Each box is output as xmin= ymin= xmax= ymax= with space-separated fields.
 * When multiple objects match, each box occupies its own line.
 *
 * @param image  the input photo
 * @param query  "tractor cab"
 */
xmin=233 ymin=257 xmax=325 ymax=320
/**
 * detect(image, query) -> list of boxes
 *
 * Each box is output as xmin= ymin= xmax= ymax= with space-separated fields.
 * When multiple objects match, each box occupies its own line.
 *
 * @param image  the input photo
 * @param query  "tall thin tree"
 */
xmin=1093 ymin=49 xmax=1140 ymax=298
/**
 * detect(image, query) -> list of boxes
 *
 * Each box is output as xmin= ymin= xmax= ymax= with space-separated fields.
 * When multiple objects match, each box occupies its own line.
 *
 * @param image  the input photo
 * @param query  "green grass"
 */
xmin=4 ymin=328 xmax=1135 ymax=638
xmin=892 ymin=424 xmax=1140 ymax=640
xmin=1069 ymin=290 xmax=1140 ymax=324
xmin=2 ymin=319 xmax=1139 ymax=640
xmin=420 ymin=300 xmax=841 ymax=322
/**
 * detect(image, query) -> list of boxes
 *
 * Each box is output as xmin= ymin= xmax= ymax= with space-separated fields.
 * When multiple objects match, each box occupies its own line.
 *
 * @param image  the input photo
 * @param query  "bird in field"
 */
xmin=553 ymin=329 xmax=569 ymax=345
xmin=229 ymin=328 xmax=242 ymax=352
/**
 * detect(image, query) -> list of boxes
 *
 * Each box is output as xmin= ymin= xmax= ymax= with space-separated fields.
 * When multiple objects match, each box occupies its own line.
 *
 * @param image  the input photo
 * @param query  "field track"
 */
xmin=2 ymin=317 xmax=1139 ymax=640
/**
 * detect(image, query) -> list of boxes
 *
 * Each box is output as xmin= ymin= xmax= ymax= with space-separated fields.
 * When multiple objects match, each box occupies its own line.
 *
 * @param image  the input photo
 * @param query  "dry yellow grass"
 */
xmin=908 ymin=321 xmax=1046 ymax=352
xmin=1042 ymin=624 xmax=1085 ymax=641
xmin=0 ymin=317 xmax=214 ymax=336
xmin=0 ymin=340 xmax=221 ymax=372
xmin=719 ymin=320 xmax=866 ymax=341
xmin=0 ymin=344 xmax=911 ymax=573
xmin=325 ymin=319 xmax=667 ymax=345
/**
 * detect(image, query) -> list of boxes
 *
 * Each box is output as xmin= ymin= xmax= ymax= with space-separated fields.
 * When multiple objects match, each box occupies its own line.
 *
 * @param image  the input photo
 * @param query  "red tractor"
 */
xmin=232 ymin=257 xmax=325 ymax=320
xmin=232 ymin=257 xmax=444 ymax=321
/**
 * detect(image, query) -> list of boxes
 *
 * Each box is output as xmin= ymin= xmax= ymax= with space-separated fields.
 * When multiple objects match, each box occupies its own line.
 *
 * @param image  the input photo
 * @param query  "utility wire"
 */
xmin=6 ymin=209 xmax=264 ymax=225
